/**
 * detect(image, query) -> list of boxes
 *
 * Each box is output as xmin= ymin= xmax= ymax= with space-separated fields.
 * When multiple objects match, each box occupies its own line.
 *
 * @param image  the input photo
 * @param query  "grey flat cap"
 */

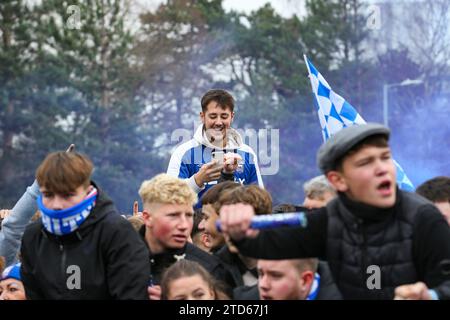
xmin=317 ymin=123 xmax=390 ymax=173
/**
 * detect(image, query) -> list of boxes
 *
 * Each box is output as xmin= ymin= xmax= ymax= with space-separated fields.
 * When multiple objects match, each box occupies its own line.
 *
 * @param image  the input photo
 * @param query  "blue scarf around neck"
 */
xmin=38 ymin=188 xmax=98 ymax=236
xmin=306 ymin=273 xmax=321 ymax=300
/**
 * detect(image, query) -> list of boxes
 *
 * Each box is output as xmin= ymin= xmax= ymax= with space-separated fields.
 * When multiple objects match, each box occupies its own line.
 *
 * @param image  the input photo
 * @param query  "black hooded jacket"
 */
xmin=20 ymin=183 xmax=150 ymax=300
xmin=138 ymin=226 xmax=234 ymax=289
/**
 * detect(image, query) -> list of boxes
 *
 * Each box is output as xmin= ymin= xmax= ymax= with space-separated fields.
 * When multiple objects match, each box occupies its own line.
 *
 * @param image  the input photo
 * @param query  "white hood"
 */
xmin=193 ymin=125 xmax=243 ymax=150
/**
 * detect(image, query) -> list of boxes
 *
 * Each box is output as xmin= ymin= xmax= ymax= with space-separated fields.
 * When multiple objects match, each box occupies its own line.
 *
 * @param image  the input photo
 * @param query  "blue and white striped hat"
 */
xmin=1 ymin=262 xmax=21 ymax=282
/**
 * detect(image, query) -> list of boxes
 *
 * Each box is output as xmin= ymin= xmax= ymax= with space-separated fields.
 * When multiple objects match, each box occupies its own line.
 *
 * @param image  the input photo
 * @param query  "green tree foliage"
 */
xmin=0 ymin=0 xmax=157 ymax=211
xmin=35 ymin=0 xmax=164 ymax=212
xmin=0 ymin=0 xmax=377 ymax=208
xmin=222 ymin=4 xmax=318 ymax=202
xmin=1 ymin=0 xmax=447 ymax=210
xmin=0 ymin=0 xmax=78 ymax=203
xmin=135 ymin=0 xmax=233 ymax=131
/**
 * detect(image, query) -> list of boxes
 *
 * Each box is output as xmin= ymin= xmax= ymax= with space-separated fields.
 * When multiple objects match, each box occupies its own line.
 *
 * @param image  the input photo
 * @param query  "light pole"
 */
xmin=383 ymin=78 xmax=423 ymax=127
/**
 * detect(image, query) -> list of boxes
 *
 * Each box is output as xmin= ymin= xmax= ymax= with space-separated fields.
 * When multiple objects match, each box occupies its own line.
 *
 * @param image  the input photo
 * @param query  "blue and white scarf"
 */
xmin=306 ymin=273 xmax=321 ymax=300
xmin=38 ymin=188 xmax=98 ymax=236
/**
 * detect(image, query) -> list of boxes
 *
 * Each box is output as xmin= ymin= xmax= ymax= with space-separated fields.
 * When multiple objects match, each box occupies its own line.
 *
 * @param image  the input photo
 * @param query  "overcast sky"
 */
xmin=222 ymin=0 xmax=306 ymax=17
xmin=132 ymin=0 xmax=307 ymax=18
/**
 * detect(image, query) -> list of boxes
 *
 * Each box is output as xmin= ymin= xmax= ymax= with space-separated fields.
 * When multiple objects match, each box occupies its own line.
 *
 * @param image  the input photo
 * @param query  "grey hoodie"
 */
xmin=0 ymin=180 xmax=39 ymax=266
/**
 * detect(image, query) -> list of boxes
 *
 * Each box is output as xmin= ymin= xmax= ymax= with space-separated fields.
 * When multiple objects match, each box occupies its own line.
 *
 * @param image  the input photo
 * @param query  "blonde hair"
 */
xmin=127 ymin=216 xmax=144 ymax=231
xmin=139 ymin=174 xmax=197 ymax=206
xmin=292 ymin=258 xmax=319 ymax=275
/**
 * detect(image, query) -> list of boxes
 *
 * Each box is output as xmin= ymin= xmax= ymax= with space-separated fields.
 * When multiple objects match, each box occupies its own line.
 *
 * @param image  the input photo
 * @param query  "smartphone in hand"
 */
xmin=211 ymin=150 xmax=225 ymax=168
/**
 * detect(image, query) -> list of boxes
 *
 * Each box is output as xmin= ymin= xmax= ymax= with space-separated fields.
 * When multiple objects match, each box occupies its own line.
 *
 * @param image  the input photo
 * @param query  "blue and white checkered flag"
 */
xmin=304 ymin=55 xmax=414 ymax=192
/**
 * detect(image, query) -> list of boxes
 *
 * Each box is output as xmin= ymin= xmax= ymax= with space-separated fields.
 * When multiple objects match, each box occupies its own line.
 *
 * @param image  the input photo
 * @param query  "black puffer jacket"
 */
xmin=234 ymin=190 xmax=450 ymax=300
xmin=20 ymin=183 xmax=150 ymax=300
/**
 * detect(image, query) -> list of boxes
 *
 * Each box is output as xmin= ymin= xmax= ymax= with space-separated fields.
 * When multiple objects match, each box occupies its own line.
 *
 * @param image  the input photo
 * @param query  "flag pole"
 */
xmin=303 ymin=54 xmax=310 ymax=72
xmin=303 ymin=54 xmax=312 ymax=81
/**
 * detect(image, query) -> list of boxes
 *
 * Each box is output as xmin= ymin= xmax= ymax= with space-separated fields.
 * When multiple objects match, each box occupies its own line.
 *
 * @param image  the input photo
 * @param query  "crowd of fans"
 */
xmin=1 ymin=90 xmax=449 ymax=300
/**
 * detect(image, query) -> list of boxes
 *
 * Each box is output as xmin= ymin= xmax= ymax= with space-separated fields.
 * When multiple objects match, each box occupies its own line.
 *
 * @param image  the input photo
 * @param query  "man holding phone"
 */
xmin=167 ymin=89 xmax=264 ymax=206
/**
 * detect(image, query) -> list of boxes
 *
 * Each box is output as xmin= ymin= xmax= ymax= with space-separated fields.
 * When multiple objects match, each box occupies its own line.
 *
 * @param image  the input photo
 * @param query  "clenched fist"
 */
xmin=394 ymin=282 xmax=433 ymax=300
